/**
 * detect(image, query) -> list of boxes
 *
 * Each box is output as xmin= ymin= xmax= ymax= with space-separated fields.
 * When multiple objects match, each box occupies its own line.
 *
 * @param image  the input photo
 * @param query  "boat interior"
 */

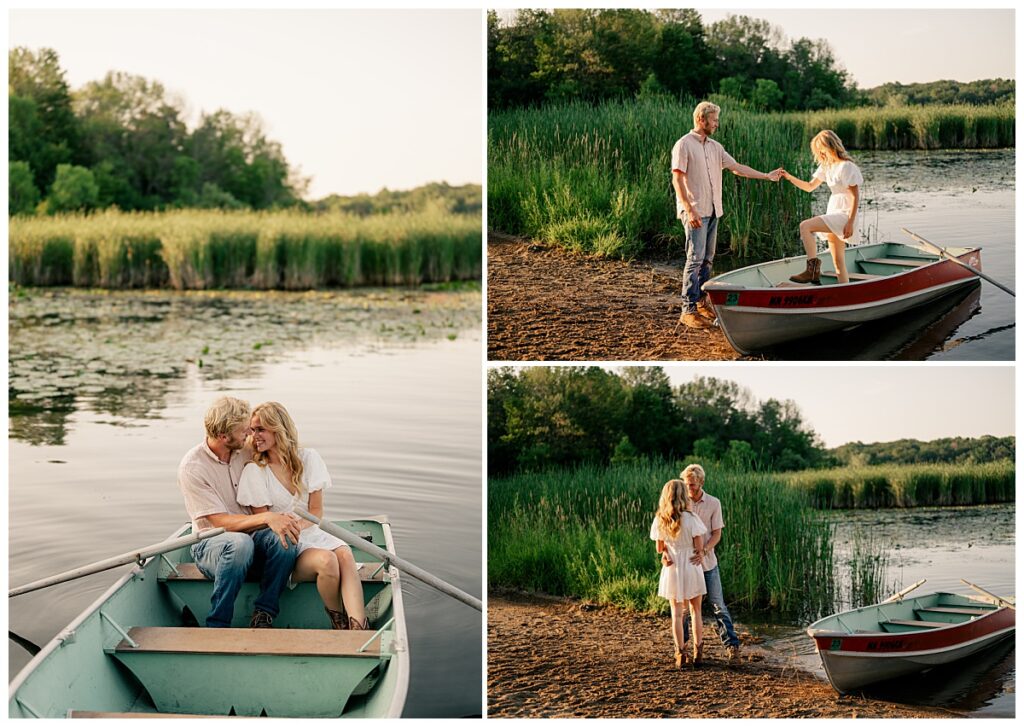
xmin=812 ymin=593 xmax=1006 ymax=636
xmin=708 ymin=242 xmax=975 ymax=289
xmin=11 ymin=520 xmax=399 ymax=718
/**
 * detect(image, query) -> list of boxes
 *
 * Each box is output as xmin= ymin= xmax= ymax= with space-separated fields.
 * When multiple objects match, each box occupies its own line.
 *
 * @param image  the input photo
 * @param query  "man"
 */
xmin=672 ymin=101 xmax=783 ymax=329
xmin=679 ymin=463 xmax=741 ymax=660
xmin=177 ymin=396 xmax=303 ymax=628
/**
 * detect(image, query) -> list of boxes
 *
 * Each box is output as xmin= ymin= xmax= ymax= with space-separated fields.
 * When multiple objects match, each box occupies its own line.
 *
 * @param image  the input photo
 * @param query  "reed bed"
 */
xmin=489 ymin=459 xmax=837 ymax=621
xmin=782 ymin=461 xmax=1015 ymax=509
xmin=489 ymin=96 xmax=813 ymax=261
xmin=9 ymin=209 xmax=482 ymax=290
xmin=796 ymin=104 xmax=1014 ymax=150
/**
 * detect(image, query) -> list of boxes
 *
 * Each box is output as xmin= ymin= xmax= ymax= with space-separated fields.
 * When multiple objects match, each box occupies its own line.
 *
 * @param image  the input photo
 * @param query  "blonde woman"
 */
xmin=236 ymin=402 xmax=369 ymax=630
xmin=650 ymin=478 xmax=708 ymax=667
xmin=783 ymin=130 xmax=864 ymax=285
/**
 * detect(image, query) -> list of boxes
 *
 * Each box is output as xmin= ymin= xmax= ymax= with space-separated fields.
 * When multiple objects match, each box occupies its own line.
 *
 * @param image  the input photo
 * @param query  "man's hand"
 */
xmin=265 ymin=512 xmax=302 ymax=549
xmin=686 ymin=208 xmax=702 ymax=229
xmin=661 ymin=552 xmax=674 ymax=567
xmin=689 ymin=551 xmax=704 ymax=566
xmin=767 ymin=168 xmax=784 ymax=182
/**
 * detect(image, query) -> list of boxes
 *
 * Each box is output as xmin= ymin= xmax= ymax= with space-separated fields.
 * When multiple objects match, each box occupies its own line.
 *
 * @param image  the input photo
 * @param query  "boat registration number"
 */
xmin=829 ymin=639 xmax=842 ymax=651
xmin=768 ymin=295 xmax=815 ymax=306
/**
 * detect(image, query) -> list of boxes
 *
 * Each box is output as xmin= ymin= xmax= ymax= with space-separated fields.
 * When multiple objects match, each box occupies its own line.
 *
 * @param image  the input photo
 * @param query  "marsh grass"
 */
xmin=10 ymin=209 xmax=481 ymax=290
xmin=783 ymin=461 xmax=1014 ymax=509
xmin=489 ymin=459 xmax=837 ymax=621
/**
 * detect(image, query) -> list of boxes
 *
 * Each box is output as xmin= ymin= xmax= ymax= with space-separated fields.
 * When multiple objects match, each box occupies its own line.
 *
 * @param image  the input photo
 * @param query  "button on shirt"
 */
xmin=690 ymin=490 xmax=725 ymax=572
xmin=177 ymin=442 xmax=252 ymax=532
xmin=671 ymin=131 xmax=738 ymax=220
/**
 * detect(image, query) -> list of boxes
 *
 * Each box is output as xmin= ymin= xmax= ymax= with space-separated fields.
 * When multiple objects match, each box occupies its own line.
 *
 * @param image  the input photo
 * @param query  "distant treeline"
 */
xmin=313 ymin=182 xmax=482 ymax=217
xmin=488 ymin=367 xmax=825 ymax=476
xmin=488 ymin=9 xmax=1014 ymax=112
xmin=830 ymin=436 xmax=1015 ymax=467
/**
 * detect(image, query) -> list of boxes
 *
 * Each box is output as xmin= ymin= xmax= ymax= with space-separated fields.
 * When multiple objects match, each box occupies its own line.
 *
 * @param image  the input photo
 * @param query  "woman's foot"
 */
xmin=348 ymin=615 xmax=370 ymax=630
xmin=325 ymin=606 xmax=348 ymax=630
xmin=789 ymin=257 xmax=821 ymax=285
xmin=692 ymin=639 xmax=704 ymax=665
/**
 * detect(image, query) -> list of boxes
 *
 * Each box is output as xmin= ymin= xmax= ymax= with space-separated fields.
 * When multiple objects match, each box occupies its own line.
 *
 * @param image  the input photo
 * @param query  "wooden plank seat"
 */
xmin=863 ymin=257 xmax=931 ymax=267
xmin=918 ymin=606 xmax=993 ymax=615
xmin=70 ymin=711 xmax=229 ymax=718
xmin=880 ymin=619 xmax=949 ymax=631
xmin=108 ymin=627 xmax=386 ymax=717
xmin=162 ymin=561 xmax=386 ymax=583
xmin=820 ymin=272 xmax=881 ymax=281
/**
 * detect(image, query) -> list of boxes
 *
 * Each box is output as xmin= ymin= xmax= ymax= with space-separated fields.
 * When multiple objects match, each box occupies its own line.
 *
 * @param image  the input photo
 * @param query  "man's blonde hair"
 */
xmin=680 ymin=463 xmax=706 ymax=484
xmin=204 ymin=396 xmax=251 ymax=438
xmin=693 ymin=101 xmax=721 ymax=129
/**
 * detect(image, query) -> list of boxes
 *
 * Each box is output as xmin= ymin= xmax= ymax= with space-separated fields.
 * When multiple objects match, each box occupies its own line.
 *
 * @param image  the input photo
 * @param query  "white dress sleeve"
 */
xmin=301 ymin=448 xmax=332 ymax=493
xmin=812 ymin=164 xmax=826 ymax=181
xmin=236 ymin=463 xmax=273 ymax=507
xmin=842 ymin=161 xmax=864 ymax=187
xmin=649 ymin=517 xmax=662 ymax=541
xmin=688 ymin=512 xmax=708 ymax=540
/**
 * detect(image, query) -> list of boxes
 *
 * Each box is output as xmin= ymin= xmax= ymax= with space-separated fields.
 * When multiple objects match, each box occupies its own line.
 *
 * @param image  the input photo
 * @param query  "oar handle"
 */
xmin=8 ymin=527 xmax=225 ymax=598
xmin=882 ymin=578 xmax=926 ymax=603
xmin=294 ymin=508 xmax=482 ymax=612
xmin=901 ymin=228 xmax=1015 ymax=297
xmin=961 ymin=579 xmax=1016 ymax=610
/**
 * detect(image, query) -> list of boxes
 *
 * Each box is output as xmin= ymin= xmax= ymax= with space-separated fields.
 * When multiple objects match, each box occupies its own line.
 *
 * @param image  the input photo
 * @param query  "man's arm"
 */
xmin=728 ymin=164 xmax=783 ymax=181
xmin=206 ymin=511 xmax=302 ymax=548
xmin=704 ymin=527 xmax=722 ymax=553
xmin=672 ymin=169 xmax=702 ymax=229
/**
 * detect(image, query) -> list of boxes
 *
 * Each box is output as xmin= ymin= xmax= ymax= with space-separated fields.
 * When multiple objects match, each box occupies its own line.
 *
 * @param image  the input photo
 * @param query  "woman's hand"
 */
xmin=843 ymin=219 xmax=855 ymax=239
xmin=661 ymin=552 xmax=674 ymax=567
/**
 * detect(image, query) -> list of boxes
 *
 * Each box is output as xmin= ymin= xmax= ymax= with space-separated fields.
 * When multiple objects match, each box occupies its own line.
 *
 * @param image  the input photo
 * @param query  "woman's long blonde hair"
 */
xmin=811 ymin=129 xmax=853 ymax=166
xmin=656 ymin=479 xmax=692 ymax=540
xmin=252 ymin=401 xmax=306 ymax=497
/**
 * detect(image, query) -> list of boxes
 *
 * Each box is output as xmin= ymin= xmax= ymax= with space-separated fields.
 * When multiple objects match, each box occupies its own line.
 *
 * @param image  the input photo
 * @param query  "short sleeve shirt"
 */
xmin=671 ymin=131 xmax=738 ymax=219
xmin=690 ymin=491 xmax=725 ymax=572
xmin=177 ymin=441 xmax=252 ymax=532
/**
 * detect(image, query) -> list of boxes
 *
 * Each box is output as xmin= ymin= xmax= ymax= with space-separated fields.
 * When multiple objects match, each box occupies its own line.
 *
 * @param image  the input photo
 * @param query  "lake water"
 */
xmin=760 ymin=504 xmax=1015 ymax=717
xmin=8 ymin=288 xmax=483 ymax=717
xmin=809 ymin=149 xmax=1015 ymax=361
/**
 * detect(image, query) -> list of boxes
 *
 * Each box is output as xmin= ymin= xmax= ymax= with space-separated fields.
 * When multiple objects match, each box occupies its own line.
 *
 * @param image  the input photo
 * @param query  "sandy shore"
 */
xmin=488 ymin=592 xmax=952 ymax=718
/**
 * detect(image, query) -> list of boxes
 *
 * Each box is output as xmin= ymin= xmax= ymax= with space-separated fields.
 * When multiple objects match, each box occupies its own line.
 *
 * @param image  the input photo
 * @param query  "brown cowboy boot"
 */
xmin=348 ymin=615 xmax=370 ymax=630
xmin=789 ymin=257 xmax=822 ymax=285
xmin=325 ymin=606 xmax=348 ymax=630
xmin=679 ymin=310 xmax=712 ymax=329
xmin=692 ymin=639 xmax=704 ymax=665
xmin=697 ymin=295 xmax=717 ymax=322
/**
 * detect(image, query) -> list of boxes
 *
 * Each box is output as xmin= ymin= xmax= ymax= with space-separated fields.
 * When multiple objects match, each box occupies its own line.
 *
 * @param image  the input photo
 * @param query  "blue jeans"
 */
xmin=681 ymin=213 xmax=718 ymax=312
xmin=683 ymin=565 xmax=739 ymax=647
xmin=192 ymin=529 xmax=298 ymax=628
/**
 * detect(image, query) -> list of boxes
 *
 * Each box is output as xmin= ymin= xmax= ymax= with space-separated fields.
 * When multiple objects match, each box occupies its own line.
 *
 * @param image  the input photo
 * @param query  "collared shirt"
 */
xmin=690 ymin=490 xmax=725 ymax=572
xmin=671 ymin=131 xmax=738 ymax=219
xmin=177 ymin=441 xmax=252 ymax=532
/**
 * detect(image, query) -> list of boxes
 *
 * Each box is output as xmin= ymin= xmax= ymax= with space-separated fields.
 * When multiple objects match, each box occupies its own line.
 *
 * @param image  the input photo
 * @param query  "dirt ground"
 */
xmin=487 ymin=233 xmax=740 ymax=361
xmin=488 ymin=592 xmax=953 ymax=719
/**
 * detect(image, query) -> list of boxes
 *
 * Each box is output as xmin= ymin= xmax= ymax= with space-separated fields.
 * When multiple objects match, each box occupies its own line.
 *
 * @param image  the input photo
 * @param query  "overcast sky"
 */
xmin=656 ymin=365 xmax=1014 ymax=449
xmin=9 ymin=9 xmax=483 ymax=199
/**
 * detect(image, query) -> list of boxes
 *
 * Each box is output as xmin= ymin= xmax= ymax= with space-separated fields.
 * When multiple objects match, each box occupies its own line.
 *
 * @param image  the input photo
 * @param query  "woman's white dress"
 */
xmin=650 ymin=511 xmax=708 ymax=601
xmin=236 ymin=448 xmax=350 ymax=555
xmin=813 ymin=160 xmax=864 ymax=242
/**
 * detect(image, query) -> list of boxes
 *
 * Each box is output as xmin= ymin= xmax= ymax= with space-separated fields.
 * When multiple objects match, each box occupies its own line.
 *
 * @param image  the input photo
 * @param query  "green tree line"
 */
xmin=830 ymin=436 xmax=1015 ymax=467
xmin=487 ymin=367 xmax=825 ymax=475
xmin=10 ymin=47 xmax=302 ymax=215
xmin=488 ymin=10 xmax=1014 ymax=112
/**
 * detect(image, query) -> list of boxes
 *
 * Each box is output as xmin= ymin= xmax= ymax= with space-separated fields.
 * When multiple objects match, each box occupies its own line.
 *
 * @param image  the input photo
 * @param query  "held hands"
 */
xmin=266 ymin=511 xmax=302 ymax=548
xmin=765 ymin=167 xmax=785 ymax=182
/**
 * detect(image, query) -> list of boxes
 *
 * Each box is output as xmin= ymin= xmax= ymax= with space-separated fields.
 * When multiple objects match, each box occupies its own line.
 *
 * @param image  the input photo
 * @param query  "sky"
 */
xmin=9 ymin=9 xmax=483 ymax=199
xmin=656 ymin=365 xmax=1014 ymax=449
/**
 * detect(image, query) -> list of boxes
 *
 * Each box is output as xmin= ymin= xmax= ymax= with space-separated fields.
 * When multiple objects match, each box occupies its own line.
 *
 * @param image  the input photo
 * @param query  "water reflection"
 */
xmin=9 ymin=287 xmax=480 ymax=444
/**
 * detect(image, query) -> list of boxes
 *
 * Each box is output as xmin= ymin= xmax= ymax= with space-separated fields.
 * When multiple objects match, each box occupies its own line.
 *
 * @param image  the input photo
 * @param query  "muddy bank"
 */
xmin=488 ymin=592 xmax=952 ymax=718
xmin=487 ymin=234 xmax=739 ymax=361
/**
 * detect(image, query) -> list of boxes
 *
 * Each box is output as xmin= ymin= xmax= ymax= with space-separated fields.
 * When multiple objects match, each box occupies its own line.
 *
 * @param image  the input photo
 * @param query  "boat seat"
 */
xmin=108 ymin=627 xmax=386 ymax=717
xmin=162 ymin=562 xmax=386 ymax=583
xmin=918 ymin=606 xmax=990 ymax=615
xmin=863 ymin=257 xmax=931 ymax=267
xmin=820 ymin=272 xmax=880 ymax=281
xmin=69 ymin=710 xmax=230 ymax=718
xmin=880 ymin=619 xmax=949 ymax=631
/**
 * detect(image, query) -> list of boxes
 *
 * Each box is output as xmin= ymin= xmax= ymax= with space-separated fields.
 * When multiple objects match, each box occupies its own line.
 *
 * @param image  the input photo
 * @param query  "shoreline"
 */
xmin=487 ymin=591 xmax=954 ymax=718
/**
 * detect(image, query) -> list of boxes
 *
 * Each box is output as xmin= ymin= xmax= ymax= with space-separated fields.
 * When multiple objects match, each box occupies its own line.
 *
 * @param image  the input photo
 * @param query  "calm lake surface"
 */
xmin=8 ymin=288 xmax=483 ymax=717
xmin=804 ymin=149 xmax=1015 ymax=361
xmin=760 ymin=504 xmax=1015 ymax=717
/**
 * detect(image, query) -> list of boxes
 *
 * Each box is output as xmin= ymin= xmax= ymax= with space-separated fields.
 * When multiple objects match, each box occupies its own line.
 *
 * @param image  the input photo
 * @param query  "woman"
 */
xmin=650 ymin=478 xmax=707 ymax=667
xmin=783 ymin=130 xmax=864 ymax=285
xmin=236 ymin=401 xmax=369 ymax=630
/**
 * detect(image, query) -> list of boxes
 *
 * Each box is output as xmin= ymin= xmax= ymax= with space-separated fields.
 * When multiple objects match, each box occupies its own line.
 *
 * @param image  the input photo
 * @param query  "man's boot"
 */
xmin=680 ymin=310 xmax=712 ymax=329
xmin=697 ymin=295 xmax=717 ymax=322
xmin=789 ymin=257 xmax=821 ymax=285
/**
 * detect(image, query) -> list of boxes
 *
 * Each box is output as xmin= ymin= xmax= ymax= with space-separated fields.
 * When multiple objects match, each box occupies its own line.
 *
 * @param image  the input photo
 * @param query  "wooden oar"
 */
xmin=8 ymin=527 xmax=225 ymax=598
xmin=295 ymin=508 xmax=482 ymax=612
xmin=901 ymin=228 xmax=1015 ymax=297
xmin=961 ymin=579 xmax=1016 ymax=610
xmin=882 ymin=578 xmax=927 ymax=603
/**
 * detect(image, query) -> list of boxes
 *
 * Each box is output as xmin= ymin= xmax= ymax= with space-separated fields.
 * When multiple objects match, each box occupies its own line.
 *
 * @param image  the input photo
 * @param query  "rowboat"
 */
xmin=703 ymin=242 xmax=983 ymax=354
xmin=806 ymin=591 xmax=1015 ymax=694
xmin=9 ymin=518 xmax=409 ymax=718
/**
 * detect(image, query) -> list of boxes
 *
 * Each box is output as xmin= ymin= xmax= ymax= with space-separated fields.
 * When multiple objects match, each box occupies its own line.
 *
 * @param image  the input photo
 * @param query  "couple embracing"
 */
xmin=176 ymin=396 xmax=368 ymax=631
xmin=672 ymin=101 xmax=863 ymax=329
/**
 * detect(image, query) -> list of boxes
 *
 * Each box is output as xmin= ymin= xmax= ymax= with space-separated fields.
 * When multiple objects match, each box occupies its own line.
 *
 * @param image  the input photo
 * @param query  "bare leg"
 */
xmin=669 ymin=600 xmax=685 ymax=652
xmin=689 ymin=595 xmax=704 ymax=651
xmin=335 ymin=547 xmax=367 ymax=624
xmin=826 ymin=233 xmax=849 ymax=284
xmin=292 ymin=548 xmax=341 ymax=611
xmin=799 ymin=217 xmax=833 ymax=258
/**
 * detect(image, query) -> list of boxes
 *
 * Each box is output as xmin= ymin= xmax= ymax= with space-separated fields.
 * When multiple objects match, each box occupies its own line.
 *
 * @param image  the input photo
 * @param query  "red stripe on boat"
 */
xmin=812 ymin=608 xmax=1015 ymax=653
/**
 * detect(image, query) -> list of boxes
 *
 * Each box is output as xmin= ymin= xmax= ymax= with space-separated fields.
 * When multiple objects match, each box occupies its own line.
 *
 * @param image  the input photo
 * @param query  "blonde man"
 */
xmin=678 ymin=463 xmax=741 ymax=660
xmin=177 ymin=396 xmax=302 ymax=628
xmin=672 ymin=101 xmax=783 ymax=329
